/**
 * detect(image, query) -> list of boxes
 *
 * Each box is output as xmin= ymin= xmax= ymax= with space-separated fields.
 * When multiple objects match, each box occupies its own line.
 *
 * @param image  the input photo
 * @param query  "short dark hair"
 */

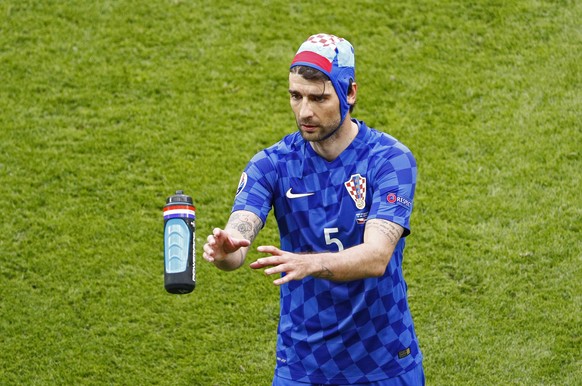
xmin=290 ymin=65 xmax=330 ymax=82
xmin=290 ymin=65 xmax=355 ymax=113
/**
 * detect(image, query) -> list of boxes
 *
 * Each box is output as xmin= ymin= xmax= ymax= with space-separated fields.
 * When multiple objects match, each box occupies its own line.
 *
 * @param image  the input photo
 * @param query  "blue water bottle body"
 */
xmin=163 ymin=190 xmax=196 ymax=294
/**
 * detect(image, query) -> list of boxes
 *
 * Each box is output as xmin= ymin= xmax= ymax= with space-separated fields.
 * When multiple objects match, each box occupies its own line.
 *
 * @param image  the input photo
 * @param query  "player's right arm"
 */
xmin=203 ymin=210 xmax=263 ymax=271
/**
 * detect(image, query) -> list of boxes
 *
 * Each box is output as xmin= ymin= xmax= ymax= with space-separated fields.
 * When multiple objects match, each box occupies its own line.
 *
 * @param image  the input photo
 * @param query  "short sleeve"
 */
xmin=368 ymin=149 xmax=417 ymax=236
xmin=232 ymin=150 xmax=277 ymax=226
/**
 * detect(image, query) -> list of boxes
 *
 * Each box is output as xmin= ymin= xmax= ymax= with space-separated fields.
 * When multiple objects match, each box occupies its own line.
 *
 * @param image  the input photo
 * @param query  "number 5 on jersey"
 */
xmin=324 ymin=227 xmax=345 ymax=251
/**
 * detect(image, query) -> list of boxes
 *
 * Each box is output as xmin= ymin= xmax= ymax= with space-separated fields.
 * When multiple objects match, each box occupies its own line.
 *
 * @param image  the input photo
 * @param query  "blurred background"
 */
xmin=0 ymin=1 xmax=580 ymax=384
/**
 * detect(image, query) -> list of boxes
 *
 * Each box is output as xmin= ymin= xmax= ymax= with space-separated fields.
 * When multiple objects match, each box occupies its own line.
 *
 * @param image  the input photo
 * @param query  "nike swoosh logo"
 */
xmin=286 ymin=188 xmax=315 ymax=199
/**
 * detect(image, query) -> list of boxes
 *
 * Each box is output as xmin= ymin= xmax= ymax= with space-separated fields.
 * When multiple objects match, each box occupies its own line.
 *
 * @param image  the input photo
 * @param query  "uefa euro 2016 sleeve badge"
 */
xmin=235 ymin=172 xmax=248 ymax=197
xmin=344 ymin=174 xmax=367 ymax=210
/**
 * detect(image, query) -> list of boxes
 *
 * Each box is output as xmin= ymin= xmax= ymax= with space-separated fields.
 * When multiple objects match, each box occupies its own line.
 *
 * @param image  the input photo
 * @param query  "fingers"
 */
xmin=211 ymin=228 xmax=225 ymax=243
xmin=204 ymin=237 xmax=298 ymax=287
xmin=202 ymin=240 xmax=216 ymax=262
xmin=251 ymin=258 xmax=290 ymax=286
xmin=249 ymin=257 xmax=282 ymax=269
xmin=251 ymin=245 xmax=284 ymax=269
xmin=251 ymin=246 xmax=295 ymax=285
xmin=235 ymin=238 xmax=251 ymax=248
xmin=203 ymin=228 xmax=251 ymax=263
xmin=273 ymin=276 xmax=290 ymax=286
xmin=202 ymin=228 xmax=226 ymax=262
xmin=257 ymin=245 xmax=282 ymax=255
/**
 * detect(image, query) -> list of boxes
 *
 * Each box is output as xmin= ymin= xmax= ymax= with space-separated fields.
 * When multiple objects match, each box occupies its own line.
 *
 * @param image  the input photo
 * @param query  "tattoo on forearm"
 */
xmin=236 ymin=221 xmax=252 ymax=237
xmin=367 ymin=220 xmax=402 ymax=245
xmin=227 ymin=212 xmax=261 ymax=242
xmin=313 ymin=265 xmax=334 ymax=279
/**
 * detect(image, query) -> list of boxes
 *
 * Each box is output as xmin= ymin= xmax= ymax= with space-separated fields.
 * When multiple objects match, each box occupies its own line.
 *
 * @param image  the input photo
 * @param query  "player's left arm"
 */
xmin=251 ymin=218 xmax=404 ymax=285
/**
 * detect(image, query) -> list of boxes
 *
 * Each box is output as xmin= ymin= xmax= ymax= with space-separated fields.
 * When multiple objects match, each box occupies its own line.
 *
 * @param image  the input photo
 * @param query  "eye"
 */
xmin=289 ymin=92 xmax=302 ymax=101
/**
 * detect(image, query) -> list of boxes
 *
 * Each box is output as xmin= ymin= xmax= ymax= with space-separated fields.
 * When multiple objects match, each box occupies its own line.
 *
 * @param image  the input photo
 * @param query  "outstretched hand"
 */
xmin=251 ymin=246 xmax=317 ymax=286
xmin=203 ymin=228 xmax=251 ymax=263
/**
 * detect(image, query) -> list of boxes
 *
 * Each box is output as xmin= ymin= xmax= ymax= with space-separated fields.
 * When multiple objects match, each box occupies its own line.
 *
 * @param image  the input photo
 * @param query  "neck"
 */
xmin=310 ymin=118 xmax=358 ymax=161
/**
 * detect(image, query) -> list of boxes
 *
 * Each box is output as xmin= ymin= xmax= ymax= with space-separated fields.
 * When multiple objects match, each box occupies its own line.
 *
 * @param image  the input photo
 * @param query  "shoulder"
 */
xmin=245 ymin=132 xmax=305 ymax=180
xmin=357 ymin=121 xmax=416 ymax=169
xmin=249 ymin=132 xmax=304 ymax=169
xmin=252 ymin=132 xmax=303 ymax=160
xmin=361 ymin=122 xmax=414 ymax=156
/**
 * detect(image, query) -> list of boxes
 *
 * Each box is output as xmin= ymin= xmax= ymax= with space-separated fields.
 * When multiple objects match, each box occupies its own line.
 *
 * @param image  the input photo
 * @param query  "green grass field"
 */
xmin=0 ymin=0 xmax=580 ymax=384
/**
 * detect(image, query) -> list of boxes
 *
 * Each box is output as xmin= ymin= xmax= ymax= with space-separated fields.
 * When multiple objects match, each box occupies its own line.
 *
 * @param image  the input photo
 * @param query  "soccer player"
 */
xmin=203 ymin=33 xmax=425 ymax=385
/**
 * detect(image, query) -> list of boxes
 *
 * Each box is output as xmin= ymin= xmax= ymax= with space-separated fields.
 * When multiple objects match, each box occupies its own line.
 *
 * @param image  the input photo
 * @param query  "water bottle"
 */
xmin=163 ymin=190 xmax=196 ymax=294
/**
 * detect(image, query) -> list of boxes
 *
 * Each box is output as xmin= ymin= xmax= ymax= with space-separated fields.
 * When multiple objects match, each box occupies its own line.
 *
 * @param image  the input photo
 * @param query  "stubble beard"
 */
xmin=297 ymin=116 xmax=342 ymax=143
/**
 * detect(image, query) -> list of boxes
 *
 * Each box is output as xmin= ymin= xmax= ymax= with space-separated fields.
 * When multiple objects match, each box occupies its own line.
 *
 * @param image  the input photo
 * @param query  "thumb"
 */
xmin=235 ymin=238 xmax=251 ymax=248
xmin=223 ymin=235 xmax=250 ymax=253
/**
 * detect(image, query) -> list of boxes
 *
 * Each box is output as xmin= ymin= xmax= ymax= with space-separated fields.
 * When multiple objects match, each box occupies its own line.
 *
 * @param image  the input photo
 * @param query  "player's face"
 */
xmin=288 ymin=73 xmax=342 ymax=142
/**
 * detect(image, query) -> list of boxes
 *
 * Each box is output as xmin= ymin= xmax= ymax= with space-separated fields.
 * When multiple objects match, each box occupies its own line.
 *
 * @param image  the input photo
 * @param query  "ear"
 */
xmin=347 ymin=81 xmax=357 ymax=105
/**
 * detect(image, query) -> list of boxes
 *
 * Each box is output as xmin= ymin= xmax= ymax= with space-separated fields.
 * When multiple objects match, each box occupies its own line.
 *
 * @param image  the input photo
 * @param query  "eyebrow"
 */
xmin=288 ymin=88 xmax=333 ymax=97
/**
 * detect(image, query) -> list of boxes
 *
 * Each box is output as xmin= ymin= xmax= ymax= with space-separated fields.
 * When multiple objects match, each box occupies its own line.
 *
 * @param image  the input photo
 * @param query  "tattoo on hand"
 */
xmin=313 ymin=265 xmax=334 ymax=279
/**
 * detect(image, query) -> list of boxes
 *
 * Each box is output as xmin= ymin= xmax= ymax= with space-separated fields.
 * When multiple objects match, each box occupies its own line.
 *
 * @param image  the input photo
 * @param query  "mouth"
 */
xmin=300 ymin=123 xmax=318 ymax=132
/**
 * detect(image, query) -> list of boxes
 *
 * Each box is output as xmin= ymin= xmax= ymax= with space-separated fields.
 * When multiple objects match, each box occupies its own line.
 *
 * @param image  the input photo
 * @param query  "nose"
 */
xmin=299 ymin=100 xmax=314 ymax=121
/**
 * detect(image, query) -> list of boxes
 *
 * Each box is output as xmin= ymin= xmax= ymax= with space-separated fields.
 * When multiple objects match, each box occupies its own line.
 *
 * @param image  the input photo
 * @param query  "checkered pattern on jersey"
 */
xmin=276 ymin=262 xmax=422 ymax=384
xmin=233 ymin=123 xmax=417 ymax=248
xmin=232 ymin=120 xmax=422 ymax=383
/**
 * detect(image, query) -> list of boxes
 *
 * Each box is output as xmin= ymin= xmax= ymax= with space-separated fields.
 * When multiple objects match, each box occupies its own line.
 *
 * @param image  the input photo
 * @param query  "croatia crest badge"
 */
xmin=344 ymin=174 xmax=367 ymax=210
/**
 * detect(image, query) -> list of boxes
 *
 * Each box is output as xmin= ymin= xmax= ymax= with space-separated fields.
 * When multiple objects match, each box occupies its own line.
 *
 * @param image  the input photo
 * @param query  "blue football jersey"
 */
xmin=233 ymin=120 xmax=422 ymax=383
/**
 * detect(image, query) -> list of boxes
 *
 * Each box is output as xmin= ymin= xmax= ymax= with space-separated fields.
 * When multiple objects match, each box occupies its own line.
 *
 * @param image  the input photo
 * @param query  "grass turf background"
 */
xmin=0 ymin=0 xmax=580 ymax=384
